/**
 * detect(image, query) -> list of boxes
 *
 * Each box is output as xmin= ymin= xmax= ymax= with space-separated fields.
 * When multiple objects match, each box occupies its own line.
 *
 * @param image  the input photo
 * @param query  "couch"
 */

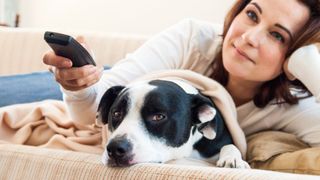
xmin=0 ymin=27 xmax=319 ymax=179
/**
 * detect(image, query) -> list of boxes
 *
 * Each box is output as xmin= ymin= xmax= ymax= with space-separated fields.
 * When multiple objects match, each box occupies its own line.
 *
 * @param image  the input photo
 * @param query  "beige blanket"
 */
xmin=0 ymin=100 xmax=104 ymax=154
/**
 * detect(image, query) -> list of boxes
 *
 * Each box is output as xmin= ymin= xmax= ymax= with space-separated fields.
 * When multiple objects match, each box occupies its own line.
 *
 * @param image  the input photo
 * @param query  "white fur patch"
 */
xmin=199 ymin=125 xmax=216 ymax=140
xmin=198 ymin=105 xmax=216 ymax=123
xmin=166 ymin=79 xmax=199 ymax=95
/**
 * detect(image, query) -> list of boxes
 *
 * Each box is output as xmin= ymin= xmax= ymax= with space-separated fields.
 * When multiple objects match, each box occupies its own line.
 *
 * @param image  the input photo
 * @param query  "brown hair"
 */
xmin=211 ymin=0 xmax=320 ymax=108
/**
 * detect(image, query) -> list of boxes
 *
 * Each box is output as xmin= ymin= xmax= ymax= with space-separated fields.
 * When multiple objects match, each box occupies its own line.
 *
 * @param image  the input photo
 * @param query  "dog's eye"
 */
xmin=112 ymin=111 xmax=122 ymax=120
xmin=152 ymin=114 xmax=166 ymax=121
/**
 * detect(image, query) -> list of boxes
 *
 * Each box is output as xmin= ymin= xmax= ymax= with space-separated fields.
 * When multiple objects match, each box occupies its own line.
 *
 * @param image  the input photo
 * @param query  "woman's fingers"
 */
xmin=57 ymin=66 xmax=104 ymax=91
xmin=55 ymin=65 xmax=96 ymax=80
xmin=43 ymin=51 xmax=73 ymax=68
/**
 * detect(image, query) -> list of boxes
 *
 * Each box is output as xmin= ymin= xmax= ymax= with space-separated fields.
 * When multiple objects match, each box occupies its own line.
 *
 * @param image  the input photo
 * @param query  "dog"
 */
xmin=96 ymin=79 xmax=249 ymax=168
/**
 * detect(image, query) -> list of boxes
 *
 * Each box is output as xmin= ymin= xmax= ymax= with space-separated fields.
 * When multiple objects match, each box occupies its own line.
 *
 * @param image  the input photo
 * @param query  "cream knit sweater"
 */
xmin=62 ymin=19 xmax=320 ymax=147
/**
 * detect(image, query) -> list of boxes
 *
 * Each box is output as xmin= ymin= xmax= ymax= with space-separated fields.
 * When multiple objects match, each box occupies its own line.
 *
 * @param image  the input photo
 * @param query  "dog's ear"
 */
xmin=96 ymin=85 xmax=125 ymax=125
xmin=196 ymin=105 xmax=217 ymax=140
xmin=191 ymin=94 xmax=217 ymax=140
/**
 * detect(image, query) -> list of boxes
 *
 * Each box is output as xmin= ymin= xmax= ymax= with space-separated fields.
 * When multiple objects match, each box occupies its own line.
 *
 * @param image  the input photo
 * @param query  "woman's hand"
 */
xmin=43 ymin=36 xmax=104 ymax=91
xmin=283 ymin=43 xmax=320 ymax=81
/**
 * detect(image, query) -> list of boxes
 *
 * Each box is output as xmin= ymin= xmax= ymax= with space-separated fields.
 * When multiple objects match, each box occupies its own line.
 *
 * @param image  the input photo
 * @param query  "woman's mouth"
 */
xmin=232 ymin=44 xmax=255 ymax=64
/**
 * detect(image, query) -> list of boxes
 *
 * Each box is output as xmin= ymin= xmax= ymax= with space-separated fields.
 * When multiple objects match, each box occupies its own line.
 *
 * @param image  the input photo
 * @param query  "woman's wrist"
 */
xmin=61 ymin=84 xmax=95 ymax=101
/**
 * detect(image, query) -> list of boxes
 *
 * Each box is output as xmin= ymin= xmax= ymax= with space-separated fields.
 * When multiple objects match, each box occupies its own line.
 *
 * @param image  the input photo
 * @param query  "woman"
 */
xmin=43 ymin=0 xmax=320 ymax=147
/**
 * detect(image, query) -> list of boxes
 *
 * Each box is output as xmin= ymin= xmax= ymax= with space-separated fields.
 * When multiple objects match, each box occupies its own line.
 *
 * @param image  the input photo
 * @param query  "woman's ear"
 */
xmin=283 ymin=59 xmax=296 ymax=81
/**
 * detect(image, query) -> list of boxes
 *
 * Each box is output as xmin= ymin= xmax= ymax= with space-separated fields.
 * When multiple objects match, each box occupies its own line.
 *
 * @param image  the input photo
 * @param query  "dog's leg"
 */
xmin=216 ymin=144 xmax=250 ymax=169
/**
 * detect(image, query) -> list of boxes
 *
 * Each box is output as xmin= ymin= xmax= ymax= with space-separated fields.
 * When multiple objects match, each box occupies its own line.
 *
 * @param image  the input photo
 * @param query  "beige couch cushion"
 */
xmin=247 ymin=131 xmax=320 ymax=175
xmin=1 ymin=144 xmax=317 ymax=180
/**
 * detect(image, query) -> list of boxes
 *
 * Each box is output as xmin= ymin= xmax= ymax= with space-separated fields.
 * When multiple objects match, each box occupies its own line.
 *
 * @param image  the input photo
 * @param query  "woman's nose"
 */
xmin=241 ymin=27 xmax=265 ymax=48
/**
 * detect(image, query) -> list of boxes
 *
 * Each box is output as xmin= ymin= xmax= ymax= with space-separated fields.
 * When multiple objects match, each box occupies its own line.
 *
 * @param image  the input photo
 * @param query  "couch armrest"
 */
xmin=0 ymin=27 xmax=148 ymax=76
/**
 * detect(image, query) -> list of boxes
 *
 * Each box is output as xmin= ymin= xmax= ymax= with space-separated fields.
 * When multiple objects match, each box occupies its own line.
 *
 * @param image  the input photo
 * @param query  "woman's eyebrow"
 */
xmin=251 ymin=2 xmax=262 ymax=14
xmin=275 ymin=23 xmax=293 ymax=42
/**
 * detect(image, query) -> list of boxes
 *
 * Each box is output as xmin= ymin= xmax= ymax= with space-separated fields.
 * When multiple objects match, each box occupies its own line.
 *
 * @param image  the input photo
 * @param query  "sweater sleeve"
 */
xmin=288 ymin=44 xmax=320 ymax=100
xmin=278 ymin=44 xmax=320 ymax=147
xmin=61 ymin=19 xmax=204 ymax=125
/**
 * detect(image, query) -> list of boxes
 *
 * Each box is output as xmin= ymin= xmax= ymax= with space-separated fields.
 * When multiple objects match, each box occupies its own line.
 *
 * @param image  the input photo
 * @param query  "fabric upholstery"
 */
xmin=0 ymin=27 xmax=147 ymax=76
xmin=247 ymin=131 xmax=320 ymax=175
xmin=0 ymin=144 xmax=317 ymax=180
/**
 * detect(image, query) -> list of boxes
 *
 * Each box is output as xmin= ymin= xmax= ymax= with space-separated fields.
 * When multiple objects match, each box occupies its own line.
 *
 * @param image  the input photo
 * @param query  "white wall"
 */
xmin=0 ymin=0 xmax=18 ymax=26
xmin=18 ymin=0 xmax=235 ymax=35
xmin=0 ymin=0 xmax=3 ymax=22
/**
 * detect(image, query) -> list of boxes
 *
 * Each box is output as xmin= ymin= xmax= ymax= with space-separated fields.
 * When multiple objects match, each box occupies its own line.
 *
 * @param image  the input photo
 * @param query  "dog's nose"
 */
xmin=107 ymin=139 xmax=132 ymax=160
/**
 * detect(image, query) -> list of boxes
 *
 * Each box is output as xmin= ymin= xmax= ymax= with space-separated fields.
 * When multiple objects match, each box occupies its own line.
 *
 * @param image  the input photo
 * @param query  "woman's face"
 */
xmin=223 ymin=0 xmax=310 ymax=83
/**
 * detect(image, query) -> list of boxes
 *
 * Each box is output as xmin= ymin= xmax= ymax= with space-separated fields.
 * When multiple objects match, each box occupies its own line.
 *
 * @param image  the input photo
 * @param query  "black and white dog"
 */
xmin=97 ymin=79 xmax=249 ymax=168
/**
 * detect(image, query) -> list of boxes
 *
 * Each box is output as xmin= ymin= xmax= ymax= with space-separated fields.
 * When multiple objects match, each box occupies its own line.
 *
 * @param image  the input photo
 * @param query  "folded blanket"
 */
xmin=0 ymin=100 xmax=103 ymax=154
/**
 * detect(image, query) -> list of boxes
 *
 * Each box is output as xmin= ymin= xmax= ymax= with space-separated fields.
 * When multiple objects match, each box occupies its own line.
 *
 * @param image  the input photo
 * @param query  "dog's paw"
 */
xmin=216 ymin=155 xmax=250 ymax=169
xmin=216 ymin=144 xmax=250 ymax=169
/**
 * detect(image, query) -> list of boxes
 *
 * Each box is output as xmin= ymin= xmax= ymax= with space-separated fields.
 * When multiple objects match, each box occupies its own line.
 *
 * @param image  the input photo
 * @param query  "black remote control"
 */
xmin=44 ymin=31 xmax=96 ymax=67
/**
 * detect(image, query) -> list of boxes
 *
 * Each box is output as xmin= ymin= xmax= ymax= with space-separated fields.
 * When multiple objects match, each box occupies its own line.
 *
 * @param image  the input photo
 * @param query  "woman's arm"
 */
xmin=62 ymin=19 xmax=217 ymax=125
xmin=277 ymin=43 xmax=320 ymax=147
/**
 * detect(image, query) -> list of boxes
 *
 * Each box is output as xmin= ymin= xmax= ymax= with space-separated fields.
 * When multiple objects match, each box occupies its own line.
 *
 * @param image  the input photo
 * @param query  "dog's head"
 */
xmin=97 ymin=79 xmax=218 ymax=166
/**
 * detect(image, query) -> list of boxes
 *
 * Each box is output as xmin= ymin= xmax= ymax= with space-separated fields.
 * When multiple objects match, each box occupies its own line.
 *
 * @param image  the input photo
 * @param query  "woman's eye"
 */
xmin=152 ymin=114 xmax=166 ymax=121
xmin=246 ymin=10 xmax=258 ymax=22
xmin=270 ymin=32 xmax=285 ymax=43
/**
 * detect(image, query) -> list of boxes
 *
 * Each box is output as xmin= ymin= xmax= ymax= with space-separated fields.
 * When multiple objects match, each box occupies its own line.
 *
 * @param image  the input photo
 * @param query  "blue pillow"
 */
xmin=0 ymin=71 xmax=63 ymax=107
xmin=0 ymin=66 xmax=110 ymax=107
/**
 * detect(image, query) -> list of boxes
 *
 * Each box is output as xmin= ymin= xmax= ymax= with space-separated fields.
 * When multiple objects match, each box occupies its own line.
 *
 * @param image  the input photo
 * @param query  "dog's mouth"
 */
xmin=104 ymin=151 xmax=164 ymax=167
xmin=107 ymin=154 xmax=135 ymax=167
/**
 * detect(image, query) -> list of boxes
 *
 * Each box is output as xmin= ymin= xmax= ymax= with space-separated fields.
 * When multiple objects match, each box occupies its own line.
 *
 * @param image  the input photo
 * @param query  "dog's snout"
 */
xmin=107 ymin=138 xmax=132 ymax=160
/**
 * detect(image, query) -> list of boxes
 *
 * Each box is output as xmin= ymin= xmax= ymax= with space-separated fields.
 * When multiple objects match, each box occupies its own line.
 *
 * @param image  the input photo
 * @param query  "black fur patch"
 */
xmin=141 ymin=80 xmax=193 ymax=147
xmin=193 ymin=103 xmax=233 ymax=157
xmin=108 ymin=94 xmax=130 ymax=131
xmin=98 ymin=86 xmax=130 ymax=131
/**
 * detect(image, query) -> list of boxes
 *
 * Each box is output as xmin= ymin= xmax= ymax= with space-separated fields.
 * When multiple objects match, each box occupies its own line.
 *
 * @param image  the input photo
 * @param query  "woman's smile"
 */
xmin=232 ymin=44 xmax=255 ymax=64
